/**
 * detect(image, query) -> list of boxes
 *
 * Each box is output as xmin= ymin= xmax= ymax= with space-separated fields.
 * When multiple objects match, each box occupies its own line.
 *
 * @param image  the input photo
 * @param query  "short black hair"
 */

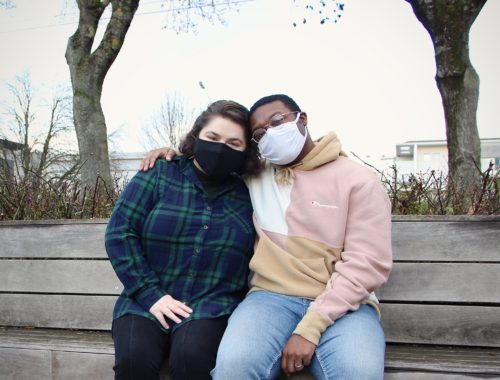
xmin=249 ymin=94 xmax=301 ymax=118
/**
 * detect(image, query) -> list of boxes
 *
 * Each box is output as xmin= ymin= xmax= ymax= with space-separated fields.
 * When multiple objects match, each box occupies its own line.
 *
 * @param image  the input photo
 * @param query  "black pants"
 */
xmin=112 ymin=314 xmax=228 ymax=380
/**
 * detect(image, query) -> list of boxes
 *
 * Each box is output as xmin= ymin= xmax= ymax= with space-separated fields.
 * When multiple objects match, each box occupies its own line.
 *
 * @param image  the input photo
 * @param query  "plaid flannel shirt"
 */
xmin=105 ymin=157 xmax=255 ymax=332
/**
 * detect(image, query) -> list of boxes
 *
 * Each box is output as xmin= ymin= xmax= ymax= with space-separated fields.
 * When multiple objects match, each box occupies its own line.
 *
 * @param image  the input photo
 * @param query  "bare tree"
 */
xmin=0 ymin=74 xmax=77 ymax=219
xmin=141 ymin=93 xmax=196 ymax=151
xmin=405 ymin=0 xmax=487 ymax=213
xmin=0 ymin=0 xmax=14 ymax=9
xmin=65 ymin=0 xmax=244 ymax=189
xmin=1 ymin=74 xmax=75 ymax=179
xmin=65 ymin=0 xmax=140 ymax=188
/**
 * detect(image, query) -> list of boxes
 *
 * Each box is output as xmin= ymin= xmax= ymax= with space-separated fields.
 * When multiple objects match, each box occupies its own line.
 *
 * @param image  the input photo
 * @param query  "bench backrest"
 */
xmin=1 ymin=216 xmax=499 ymax=347
xmin=378 ymin=216 xmax=500 ymax=348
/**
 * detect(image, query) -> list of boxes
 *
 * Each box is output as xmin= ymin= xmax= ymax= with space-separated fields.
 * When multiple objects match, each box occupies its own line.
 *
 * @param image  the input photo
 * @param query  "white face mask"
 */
xmin=258 ymin=112 xmax=308 ymax=165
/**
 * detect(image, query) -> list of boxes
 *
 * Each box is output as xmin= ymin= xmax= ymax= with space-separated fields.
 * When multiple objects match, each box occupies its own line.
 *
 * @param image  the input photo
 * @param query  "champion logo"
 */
xmin=311 ymin=201 xmax=338 ymax=209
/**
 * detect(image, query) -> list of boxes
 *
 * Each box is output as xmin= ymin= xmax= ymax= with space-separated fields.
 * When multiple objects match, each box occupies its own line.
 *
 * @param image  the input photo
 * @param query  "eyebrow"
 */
xmin=206 ymin=130 xmax=244 ymax=144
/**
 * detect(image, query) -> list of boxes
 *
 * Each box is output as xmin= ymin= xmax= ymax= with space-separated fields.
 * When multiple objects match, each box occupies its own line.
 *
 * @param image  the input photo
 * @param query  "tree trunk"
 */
xmin=405 ymin=0 xmax=486 ymax=213
xmin=66 ymin=0 xmax=139 ymax=188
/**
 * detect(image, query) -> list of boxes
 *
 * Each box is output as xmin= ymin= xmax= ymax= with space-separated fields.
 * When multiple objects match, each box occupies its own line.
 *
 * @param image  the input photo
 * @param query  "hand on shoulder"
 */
xmin=139 ymin=147 xmax=179 ymax=172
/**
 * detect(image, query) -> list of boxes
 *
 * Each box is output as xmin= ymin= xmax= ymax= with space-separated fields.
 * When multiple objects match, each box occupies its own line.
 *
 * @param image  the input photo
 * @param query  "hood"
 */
xmin=274 ymin=131 xmax=347 ymax=185
xmin=295 ymin=131 xmax=346 ymax=171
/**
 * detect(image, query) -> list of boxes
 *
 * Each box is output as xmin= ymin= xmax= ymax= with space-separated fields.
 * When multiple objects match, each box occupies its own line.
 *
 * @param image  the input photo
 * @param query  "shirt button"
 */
xmin=203 ymin=225 xmax=208 ymax=229
xmin=195 ymin=248 xmax=201 ymax=253
xmin=206 ymin=206 xmax=211 ymax=211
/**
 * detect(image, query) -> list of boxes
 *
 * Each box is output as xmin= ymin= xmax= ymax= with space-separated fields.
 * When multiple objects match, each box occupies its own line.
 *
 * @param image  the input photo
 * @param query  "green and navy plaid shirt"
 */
xmin=105 ymin=157 xmax=255 ymax=331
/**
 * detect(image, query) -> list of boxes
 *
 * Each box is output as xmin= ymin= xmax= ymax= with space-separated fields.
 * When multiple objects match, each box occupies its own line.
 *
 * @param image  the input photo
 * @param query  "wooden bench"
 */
xmin=1 ymin=216 xmax=499 ymax=379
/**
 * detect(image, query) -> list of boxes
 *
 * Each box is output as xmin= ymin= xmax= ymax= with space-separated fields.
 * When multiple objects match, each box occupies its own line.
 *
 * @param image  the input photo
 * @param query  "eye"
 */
xmin=206 ymin=132 xmax=219 ymax=141
xmin=251 ymin=128 xmax=266 ymax=142
xmin=269 ymin=114 xmax=285 ymax=127
xmin=228 ymin=140 xmax=242 ymax=149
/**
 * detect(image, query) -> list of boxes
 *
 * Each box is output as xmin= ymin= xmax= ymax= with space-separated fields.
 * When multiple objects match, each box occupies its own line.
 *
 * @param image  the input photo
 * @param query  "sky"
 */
xmin=0 ymin=0 xmax=499 ymax=164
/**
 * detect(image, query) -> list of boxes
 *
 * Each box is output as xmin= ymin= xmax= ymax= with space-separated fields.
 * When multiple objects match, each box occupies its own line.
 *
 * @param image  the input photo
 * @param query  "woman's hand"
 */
xmin=281 ymin=334 xmax=316 ymax=375
xmin=149 ymin=295 xmax=193 ymax=329
xmin=139 ymin=148 xmax=178 ymax=171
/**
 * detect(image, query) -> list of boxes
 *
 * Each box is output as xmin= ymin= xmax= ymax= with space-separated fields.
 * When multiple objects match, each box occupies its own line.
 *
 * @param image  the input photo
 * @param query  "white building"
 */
xmin=110 ymin=151 xmax=146 ymax=183
xmin=394 ymin=138 xmax=500 ymax=175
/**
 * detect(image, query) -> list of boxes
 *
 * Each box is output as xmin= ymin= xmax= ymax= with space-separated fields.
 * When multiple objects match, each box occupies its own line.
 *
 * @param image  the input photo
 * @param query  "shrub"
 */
xmin=0 ymin=172 xmax=125 ymax=220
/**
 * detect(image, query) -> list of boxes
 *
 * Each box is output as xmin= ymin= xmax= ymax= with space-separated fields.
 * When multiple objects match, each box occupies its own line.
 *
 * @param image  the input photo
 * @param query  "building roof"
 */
xmin=403 ymin=138 xmax=500 ymax=145
xmin=0 ymin=138 xmax=24 ymax=150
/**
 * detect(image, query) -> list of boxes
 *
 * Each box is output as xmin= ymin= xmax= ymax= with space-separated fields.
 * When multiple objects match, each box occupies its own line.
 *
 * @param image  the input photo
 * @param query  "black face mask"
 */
xmin=194 ymin=139 xmax=246 ymax=179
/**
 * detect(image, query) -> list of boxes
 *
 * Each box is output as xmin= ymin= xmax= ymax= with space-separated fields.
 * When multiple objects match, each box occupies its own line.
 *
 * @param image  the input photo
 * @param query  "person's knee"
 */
xmin=212 ymin=345 xmax=269 ymax=379
xmin=171 ymin=344 xmax=213 ymax=371
xmin=344 ymin=356 xmax=384 ymax=380
xmin=317 ymin=349 xmax=384 ymax=380
xmin=114 ymin=339 xmax=164 ymax=378
xmin=115 ymin=354 xmax=152 ymax=376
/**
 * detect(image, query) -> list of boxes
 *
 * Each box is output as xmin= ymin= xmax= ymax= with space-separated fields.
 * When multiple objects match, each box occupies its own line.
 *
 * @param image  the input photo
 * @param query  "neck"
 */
xmin=193 ymin=159 xmax=207 ymax=175
xmin=287 ymin=136 xmax=315 ymax=166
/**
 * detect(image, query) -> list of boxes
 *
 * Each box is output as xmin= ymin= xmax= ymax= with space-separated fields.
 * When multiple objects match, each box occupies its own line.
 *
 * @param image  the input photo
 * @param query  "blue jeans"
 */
xmin=211 ymin=290 xmax=385 ymax=380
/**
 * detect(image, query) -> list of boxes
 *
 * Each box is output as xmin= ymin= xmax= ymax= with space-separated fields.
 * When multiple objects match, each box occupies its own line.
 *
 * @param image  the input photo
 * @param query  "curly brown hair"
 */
xmin=179 ymin=100 xmax=263 ymax=176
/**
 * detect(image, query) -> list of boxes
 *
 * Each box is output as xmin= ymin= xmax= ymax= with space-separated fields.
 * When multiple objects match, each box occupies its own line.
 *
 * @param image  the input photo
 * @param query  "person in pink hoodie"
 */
xmin=140 ymin=94 xmax=393 ymax=380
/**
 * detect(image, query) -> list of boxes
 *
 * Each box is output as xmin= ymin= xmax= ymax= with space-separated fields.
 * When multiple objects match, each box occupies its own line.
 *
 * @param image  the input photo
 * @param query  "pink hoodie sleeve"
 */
xmin=293 ymin=178 xmax=393 ymax=345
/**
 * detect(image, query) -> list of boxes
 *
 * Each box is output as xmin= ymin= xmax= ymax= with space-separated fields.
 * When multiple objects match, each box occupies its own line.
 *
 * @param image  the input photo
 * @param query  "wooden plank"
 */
xmin=2 ymin=328 xmax=500 ymax=379
xmin=391 ymin=215 xmax=500 ymax=222
xmin=54 ymin=352 xmax=172 ymax=380
xmin=1 ymin=217 xmax=498 ymax=261
xmin=0 ymin=260 xmax=122 ymax=294
xmin=0 ymin=328 xmax=114 ymax=354
xmin=0 ymin=347 xmax=51 ymax=380
xmin=52 ymin=351 xmax=114 ymax=380
xmin=0 ymin=327 xmax=167 ymax=380
xmin=385 ymin=344 xmax=500 ymax=375
xmin=381 ymin=304 xmax=500 ymax=347
xmin=0 ymin=294 xmax=116 ymax=330
xmin=385 ymin=373 xmax=500 ymax=379
xmin=0 ymin=223 xmax=107 ymax=258
xmin=392 ymin=221 xmax=500 ymax=262
xmin=377 ymin=263 xmax=500 ymax=303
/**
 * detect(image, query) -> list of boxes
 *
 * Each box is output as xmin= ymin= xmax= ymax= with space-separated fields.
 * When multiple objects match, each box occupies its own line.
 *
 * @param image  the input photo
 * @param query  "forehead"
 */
xmin=250 ymin=101 xmax=292 ymax=129
xmin=201 ymin=116 xmax=246 ymax=139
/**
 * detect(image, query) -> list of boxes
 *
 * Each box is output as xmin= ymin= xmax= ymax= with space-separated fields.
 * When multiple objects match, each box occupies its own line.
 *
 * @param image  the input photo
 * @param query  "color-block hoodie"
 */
xmin=244 ymin=132 xmax=393 ymax=345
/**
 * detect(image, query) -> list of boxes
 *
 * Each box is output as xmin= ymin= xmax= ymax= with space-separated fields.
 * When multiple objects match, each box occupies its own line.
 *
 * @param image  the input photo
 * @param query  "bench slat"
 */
xmin=385 ymin=373 xmax=500 ymax=379
xmin=377 ymin=263 xmax=500 ymax=303
xmin=0 ymin=294 xmax=115 ymax=330
xmin=53 ymin=351 xmax=114 ymax=380
xmin=382 ymin=304 xmax=500 ymax=347
xmin=0 ymin=328 xmax=113 ymax=354
xmin=3 ymin=260 xmax=499 ymax=304
xmin=2 ymin=329 xmax=499 ymax=379
xmin=0 ymin=260 xmax=122 ymax=294
xmin=0 ymin=347 xmax=52 ymax=380
xmin=0 ymin=328 xmax=163 ymax=380
xmin=0 ymin=223 xmax=107 ymax=259
xmin=392 ymin=221 xmax=500 ymax=262
xmin=385 ymin=344 xmax=500 ymax=375
xmin=2 ymin=219 xmax=498 ymax=262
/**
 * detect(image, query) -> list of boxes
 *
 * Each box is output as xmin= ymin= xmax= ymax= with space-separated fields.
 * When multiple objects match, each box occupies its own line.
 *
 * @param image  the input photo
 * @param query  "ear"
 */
xmin=298 ymin=112 xmax=308 ymax=127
